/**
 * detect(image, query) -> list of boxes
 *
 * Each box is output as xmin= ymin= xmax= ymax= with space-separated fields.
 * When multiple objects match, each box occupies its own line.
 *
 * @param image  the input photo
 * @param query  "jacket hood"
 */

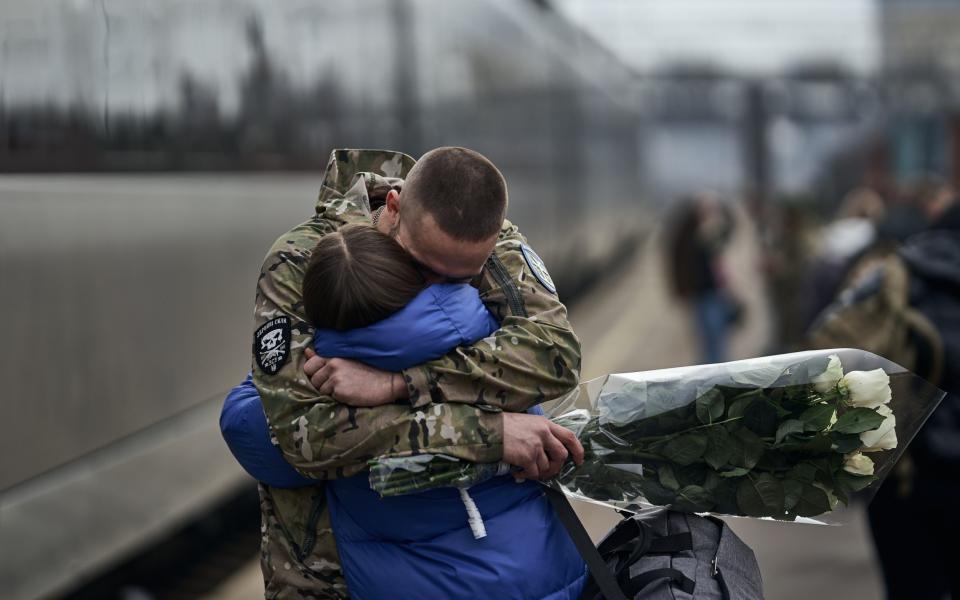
xmin=900 ymin=229 xmax=960 ymax=287
xmin=315 ymin=148 xmax=416 ymax=215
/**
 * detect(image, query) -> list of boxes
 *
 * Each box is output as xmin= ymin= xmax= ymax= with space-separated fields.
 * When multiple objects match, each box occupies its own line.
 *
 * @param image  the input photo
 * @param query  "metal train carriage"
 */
xmin=0 ymin=1 xmax=650 ymax=598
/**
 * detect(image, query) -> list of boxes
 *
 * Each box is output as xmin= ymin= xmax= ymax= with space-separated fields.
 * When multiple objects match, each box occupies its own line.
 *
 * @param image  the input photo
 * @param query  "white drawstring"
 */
xmin=459 ymin=487 xmax=487 ymax=539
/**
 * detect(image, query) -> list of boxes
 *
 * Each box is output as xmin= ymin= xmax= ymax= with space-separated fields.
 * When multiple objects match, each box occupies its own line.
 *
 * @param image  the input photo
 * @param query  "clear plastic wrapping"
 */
xmin=369 ymin=349 xmax=946 ymax=523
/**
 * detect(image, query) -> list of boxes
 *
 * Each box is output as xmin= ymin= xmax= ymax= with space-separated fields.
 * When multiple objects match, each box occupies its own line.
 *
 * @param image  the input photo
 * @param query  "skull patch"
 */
xmin=254 ymin=316 xmax=291 ymax=375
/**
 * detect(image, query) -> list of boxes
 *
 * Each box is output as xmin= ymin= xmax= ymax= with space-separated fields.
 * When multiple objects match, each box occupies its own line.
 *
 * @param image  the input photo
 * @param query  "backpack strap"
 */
xmin=596 ymin=516 xmax=649 ymax=556
xmin=902 ymin=306 xmax=945 ymax=384
xmin=544 ymin=487 xmax=628 ymax=600
xmin=596 ymin=516 xmax=692 ymax=557
xmin=622 ymin=568 xmax=696 ymax=597
xmin=887 ymin=254 xmax=946 ymax=384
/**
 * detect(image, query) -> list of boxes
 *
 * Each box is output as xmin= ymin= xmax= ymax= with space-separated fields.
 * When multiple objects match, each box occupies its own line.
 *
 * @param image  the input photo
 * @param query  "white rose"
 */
xmin=860 ymin=404 xmax=898 ymax=452
xmin=811 ymin=354 xmax=844 ymax=393
xmin=843 ymin=451 xmax=875 ymax=476
xmin=839 ymin=368 xmax=892 ymax=409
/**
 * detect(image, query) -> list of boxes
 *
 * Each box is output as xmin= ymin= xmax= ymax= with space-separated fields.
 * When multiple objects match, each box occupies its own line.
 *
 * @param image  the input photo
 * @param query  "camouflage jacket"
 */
xmin=252 ymin=149 xmax=581 ymax=598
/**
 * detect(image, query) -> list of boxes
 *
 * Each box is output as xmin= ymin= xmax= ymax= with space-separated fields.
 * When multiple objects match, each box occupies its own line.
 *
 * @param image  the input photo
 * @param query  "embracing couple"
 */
xmin=221 ymin=147 xmax=590 ymax=599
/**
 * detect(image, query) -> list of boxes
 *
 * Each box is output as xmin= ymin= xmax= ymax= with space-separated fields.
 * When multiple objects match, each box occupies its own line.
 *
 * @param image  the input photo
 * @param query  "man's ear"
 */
xmin=376 ymin=189 xmax=402 ymax=234
xmin=385 ymin=189 xmax=402 ymax=218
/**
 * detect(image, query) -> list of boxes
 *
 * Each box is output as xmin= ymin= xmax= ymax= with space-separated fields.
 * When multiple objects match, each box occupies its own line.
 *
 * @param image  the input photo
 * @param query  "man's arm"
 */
xmin=253 ymin=238 xmax=506 ymax=479
xmin=400 ymin=221 xmax=581 ymax=411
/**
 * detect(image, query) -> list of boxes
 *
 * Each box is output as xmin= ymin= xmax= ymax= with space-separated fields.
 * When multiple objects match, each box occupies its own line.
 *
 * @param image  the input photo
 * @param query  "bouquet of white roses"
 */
xmin=369 ymin=349 xmax=944 ymax=522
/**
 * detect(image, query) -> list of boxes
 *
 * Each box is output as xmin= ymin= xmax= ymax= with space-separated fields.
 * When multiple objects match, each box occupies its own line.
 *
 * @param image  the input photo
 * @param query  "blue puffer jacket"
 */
xmin=329 ymin=470 xmax=587 ymax=600
xmin=220 ymin=283 xmax=504 ymax=488
xmin=220 ymin=283 xmax=586 ymax=599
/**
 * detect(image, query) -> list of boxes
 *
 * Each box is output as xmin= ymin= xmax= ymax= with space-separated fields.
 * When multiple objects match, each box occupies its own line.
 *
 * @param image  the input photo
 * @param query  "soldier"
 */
xmin=252 ymin=147 xmax=583 ymax=598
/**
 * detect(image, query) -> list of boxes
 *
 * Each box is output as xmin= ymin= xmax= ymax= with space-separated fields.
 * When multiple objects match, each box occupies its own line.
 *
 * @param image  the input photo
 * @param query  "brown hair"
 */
xmin=402 ymin=147 xmax=507 ymax=241
xmin=302 ymin=224 xmax=426 ymax=330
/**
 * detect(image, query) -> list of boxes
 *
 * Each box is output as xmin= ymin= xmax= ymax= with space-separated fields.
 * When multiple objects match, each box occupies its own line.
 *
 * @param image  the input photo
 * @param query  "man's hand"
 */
xmin=502 ymin=413 xmax=584 ymax=481
xmin=303 ymin=348 xmax=408 ymax=407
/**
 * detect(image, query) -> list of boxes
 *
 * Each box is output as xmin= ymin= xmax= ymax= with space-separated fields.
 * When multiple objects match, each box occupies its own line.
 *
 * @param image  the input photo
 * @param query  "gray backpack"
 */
xmin=546 ymin=489 xmax=764 ymax=599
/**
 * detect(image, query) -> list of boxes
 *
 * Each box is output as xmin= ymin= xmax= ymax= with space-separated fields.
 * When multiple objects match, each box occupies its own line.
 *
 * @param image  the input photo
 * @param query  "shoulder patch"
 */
xmin=254 ymin=316 xmax=291 ymax=375
xmin=521 ymin=244 xmax=556 ymax=294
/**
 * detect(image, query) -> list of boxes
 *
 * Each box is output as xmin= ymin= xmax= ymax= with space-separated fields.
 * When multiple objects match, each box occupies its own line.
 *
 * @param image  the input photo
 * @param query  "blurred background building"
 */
xmin=2 ymin=0 xmax=958 ymax=192
xmin=2 ymin=1 xmax=959 ymax=599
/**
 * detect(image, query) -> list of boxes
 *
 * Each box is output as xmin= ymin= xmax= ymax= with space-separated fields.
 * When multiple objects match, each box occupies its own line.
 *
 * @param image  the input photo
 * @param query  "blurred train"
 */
xmin=0 ymin=1 xmax=650 ymax=598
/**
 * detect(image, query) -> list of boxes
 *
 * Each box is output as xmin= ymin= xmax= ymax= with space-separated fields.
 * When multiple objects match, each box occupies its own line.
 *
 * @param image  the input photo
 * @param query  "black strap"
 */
xmin=649 ymin=532 xmax=693 ymax=554
xmin=623 ymin=568 xmax=696 ymax=596
xmin=596 ymin=517 xmax=645 ymax=556
xmin=544 ymin=487 xmax=628 ymax=600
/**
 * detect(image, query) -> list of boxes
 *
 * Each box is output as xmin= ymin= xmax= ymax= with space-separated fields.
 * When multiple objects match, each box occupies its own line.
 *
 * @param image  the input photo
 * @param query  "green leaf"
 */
xmin=703 ymin=471 xmax=722 ymax=491
xmin=810 ymin=457 xmax=843 ymax=487
xmin=640 ymin=478 xmax=678 ymax=506
xmin=792 ymin=483 xmax=833 ymax=517
xmin=704 ymin=426 xmax=734 ymax=470
xmin=830 ymin=433 xmax=863 ymax=454
xmin=798 ymin=434 xmax=834 ymax=454
xmin=834 ymin=483 xmax=850 ymax=506
xmin=661 ymin=433 xmax=708 ymax=466
xmin=789 ymin=462 xmax=818 ymax=483
xmin=775 ymin=419 xmax=805 ymax=445
xmin=713 ymin=480 xmax=741 ymax=514
xmin=727 ymin=390 xmax=762 ymax=419
xmin=832 ymin=408 xmax=886 ymax=435
xmin=837 ymin=472 xmax=877 ymax=492
xmin=676 ymin=463 xmax=708 ymax=487
xmin=743 ymin=400 xmax=779 ymax=437
xmin=719 ymin=467 xmax=750 ymax=478
xmin=696 ymin=388 xmax=725 ymax=424
xmin=729 ymin=428 xmax=765 ymax=470
xmin=757 ymin=449 xmax=790 ymax=471
xmin=658 ymin=465 xmax=680 ymax=491
xmin=736 ymin=474 xmax=785 ymax=517
xmin=674 ymin=485 xmax=714 ymax=512
xmin=784 ymin=479 xmax=803 ymax=511
xmin=800 ymin=403 xmax=836 ymax=432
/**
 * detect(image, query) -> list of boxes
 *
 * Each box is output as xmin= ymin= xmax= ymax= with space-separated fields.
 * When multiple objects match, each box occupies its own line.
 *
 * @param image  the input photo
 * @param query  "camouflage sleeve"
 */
xmin=252 ymin=236 xmax=504 ymax=479
xmin=401 ymin=220 xmax=581 ymax=411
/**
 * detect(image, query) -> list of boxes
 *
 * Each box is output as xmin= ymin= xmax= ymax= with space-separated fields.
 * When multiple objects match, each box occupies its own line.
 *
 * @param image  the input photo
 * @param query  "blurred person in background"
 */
xmin=666 ymin=193 xmax=739 ymax=364
xmin=808 ymin=181 xmax=960 ymax=600
xmin=763 ymin=200 xmax=817 ymax=351
xmin=802 ymin=186 xmax=887 ymax=328
xmin=874 ymin=177 xmax=938 ymax=249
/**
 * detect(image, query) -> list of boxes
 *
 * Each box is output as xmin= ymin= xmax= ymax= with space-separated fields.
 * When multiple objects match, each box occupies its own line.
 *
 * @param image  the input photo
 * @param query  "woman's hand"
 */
xmin=303 ymin=348 xmax=407 ymax=407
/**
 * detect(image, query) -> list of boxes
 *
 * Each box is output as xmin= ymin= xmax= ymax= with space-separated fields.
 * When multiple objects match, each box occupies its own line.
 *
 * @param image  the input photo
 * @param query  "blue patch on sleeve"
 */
xmin=521 ymin=244 xmax=556 ymax=294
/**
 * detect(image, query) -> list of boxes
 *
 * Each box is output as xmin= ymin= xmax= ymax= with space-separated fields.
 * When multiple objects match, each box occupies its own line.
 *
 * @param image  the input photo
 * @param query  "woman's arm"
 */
xmin=311 ymin=283 xmax=498 ymax=373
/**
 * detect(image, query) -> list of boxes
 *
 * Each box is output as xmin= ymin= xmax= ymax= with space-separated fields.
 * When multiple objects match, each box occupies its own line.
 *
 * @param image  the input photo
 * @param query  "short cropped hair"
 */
xmin=402 ymin=147 xmax=507 ymax=241
xmin=302 ymin=224 xmax=426 ymax=330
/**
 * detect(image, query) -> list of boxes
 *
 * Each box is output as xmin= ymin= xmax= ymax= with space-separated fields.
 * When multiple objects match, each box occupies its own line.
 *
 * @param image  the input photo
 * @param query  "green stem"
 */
xmin=377 ymin=470 xmax=467 ymax=496
xmin=613 ymin=416 xmax=744 ymax=445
